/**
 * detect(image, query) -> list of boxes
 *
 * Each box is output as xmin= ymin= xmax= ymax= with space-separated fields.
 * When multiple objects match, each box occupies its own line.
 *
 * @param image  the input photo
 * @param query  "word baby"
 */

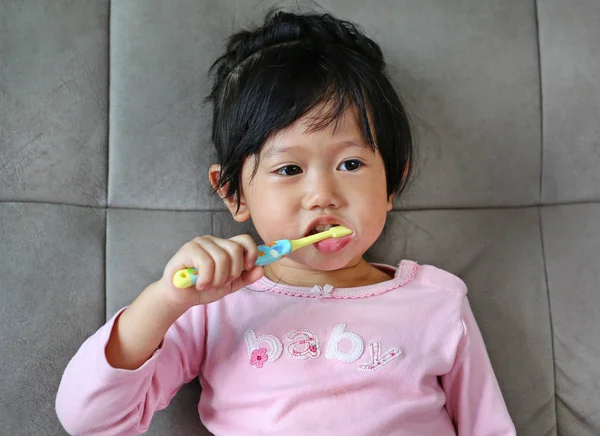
xmin=245 ymin=323 xmax=401 ymax=371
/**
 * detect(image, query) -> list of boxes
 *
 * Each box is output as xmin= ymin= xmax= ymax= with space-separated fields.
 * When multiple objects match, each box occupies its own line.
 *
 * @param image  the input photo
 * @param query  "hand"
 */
xmin=158 ymin=234 xmax=264 ymax=308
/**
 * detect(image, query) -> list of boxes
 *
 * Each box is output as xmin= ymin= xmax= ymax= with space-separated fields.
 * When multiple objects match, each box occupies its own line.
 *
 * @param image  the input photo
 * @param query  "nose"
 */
xmin=301 ymin=171 xmax=343 ymax=210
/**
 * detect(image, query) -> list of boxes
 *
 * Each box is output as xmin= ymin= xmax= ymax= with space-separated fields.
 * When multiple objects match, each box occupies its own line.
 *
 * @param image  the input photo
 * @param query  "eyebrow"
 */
xmin=262 ymin=140 xmax=369 ymax=160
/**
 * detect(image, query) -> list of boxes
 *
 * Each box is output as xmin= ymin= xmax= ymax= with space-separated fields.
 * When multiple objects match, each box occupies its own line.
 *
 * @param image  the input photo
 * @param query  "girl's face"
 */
xmin=230 ymin=105 xmax=393 ymax=275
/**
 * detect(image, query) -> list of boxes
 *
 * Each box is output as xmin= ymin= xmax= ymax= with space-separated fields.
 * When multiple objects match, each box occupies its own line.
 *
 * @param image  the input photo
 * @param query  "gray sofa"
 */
xmin=1 ymin=1 xmax=599 ymax=435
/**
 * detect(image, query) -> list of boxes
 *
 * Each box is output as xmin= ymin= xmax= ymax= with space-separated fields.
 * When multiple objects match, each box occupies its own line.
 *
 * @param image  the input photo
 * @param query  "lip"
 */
xmin=302 ymin=216 xmax=353 ymax=238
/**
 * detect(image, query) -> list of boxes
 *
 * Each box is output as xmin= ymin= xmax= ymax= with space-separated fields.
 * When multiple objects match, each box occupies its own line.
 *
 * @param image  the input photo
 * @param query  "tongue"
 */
xmin=314 ymin=234 xmax=351 ymax=253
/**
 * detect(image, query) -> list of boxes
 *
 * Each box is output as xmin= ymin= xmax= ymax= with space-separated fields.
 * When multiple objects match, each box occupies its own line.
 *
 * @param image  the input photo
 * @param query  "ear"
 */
xmin=386 ymin=193 xmax=395 ymax=212
xmin=386 ymin=161 xmax=408 ymax=212
xmin=208 ymin=164 xmax=251 ymax=222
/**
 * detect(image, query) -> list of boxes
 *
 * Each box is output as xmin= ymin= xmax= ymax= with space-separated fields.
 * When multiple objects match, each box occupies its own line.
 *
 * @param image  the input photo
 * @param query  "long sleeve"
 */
xmin=441 ymin=297 xmax=516 ymax=435
xmin=56 ymin=306 xmax=205 ymax=435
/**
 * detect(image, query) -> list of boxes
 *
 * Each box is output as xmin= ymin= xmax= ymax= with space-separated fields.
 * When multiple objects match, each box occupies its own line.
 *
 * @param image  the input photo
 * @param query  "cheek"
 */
xmin=246 ymin=190 xmax=291 ymax=239
xmin=357 ymin=190 xmax=389 ymax=236
xmin=365 ymin=205 xmax=388 ymax=234
xmin=357 ymin=174 xmax=389 ymax=214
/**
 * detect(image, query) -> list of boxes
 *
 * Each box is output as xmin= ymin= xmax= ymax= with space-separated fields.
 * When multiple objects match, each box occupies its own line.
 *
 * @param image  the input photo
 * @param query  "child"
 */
xmin=56 ymin=10 xmax=516 ymax=435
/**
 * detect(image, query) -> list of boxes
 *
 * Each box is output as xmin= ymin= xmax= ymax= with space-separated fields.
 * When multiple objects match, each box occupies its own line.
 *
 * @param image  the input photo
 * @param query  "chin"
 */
xmin=308 ymin=255 xmax=360 ymax=271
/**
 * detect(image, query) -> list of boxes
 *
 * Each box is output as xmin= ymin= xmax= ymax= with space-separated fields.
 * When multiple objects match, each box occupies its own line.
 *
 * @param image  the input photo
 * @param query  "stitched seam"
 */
xmin=104 ymin=0 xmax=111 ymax=322
xmin=534 ymin=0 xmax=545 ymax=205
xmin=105 ymin=0 xmax=111 ymax=208
xmin=533 ymin=0 xmax=558 ymax=429
xmin=3 ymin=199 xmax=600 ymax=210
xmin=538 ymin=207 xmax=558 ymax=430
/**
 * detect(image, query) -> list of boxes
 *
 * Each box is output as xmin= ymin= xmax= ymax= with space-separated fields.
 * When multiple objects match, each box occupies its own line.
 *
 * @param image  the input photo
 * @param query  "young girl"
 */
xmin=56 ymin=10 xmax=515 ymax=435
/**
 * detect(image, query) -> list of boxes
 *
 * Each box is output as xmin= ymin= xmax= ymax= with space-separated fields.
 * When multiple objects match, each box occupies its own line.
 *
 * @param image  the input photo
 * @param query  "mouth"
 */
xmin=300 ymin=218 xmax=355 ymax=253
xmin=303 ymin=217 xmax=349 ymax=238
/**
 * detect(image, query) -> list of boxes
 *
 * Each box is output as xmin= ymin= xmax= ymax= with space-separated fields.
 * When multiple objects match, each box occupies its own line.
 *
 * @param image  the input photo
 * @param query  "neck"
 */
xmin=262 ymin=257 xmax=393 ymax=288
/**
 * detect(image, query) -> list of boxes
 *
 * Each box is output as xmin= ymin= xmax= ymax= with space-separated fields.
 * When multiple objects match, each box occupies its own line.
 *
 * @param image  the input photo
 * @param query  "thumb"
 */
xmin=230 ymin=266 xmax=264 ymax=291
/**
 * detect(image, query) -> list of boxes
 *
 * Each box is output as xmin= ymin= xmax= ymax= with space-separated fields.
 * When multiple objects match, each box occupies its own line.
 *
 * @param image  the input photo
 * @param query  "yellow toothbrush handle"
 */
xmin=290 ymin=226 xmax=353 ymax=250
xmin=173 ymin=268 xmax=197 ymax=288
xmin=290 ymin=233 xmax=328 ymax=250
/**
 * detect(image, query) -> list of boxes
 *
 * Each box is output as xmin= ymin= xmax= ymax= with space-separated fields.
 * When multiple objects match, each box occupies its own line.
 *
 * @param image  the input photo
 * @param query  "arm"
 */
xmin=441 ymin=297 xmax=516 ymax=435
xmin=55 ymin=282 xmax=205 ymax=435
xmin=105 ymin=281 xmax=189 ymax=370
xmin=55 ymin=234 xmax=262 ymax=435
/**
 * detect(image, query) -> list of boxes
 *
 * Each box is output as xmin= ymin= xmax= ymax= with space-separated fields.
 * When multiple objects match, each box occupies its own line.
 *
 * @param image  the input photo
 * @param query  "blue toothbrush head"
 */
xmin=255 ymin=240 xmax=292 ymax=266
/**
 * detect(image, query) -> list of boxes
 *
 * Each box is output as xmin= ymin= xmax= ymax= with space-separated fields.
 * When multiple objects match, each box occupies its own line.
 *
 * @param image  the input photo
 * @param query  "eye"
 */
xmin=276 ymin=165 xmax=302 ymax=176
xmin=338 ymin=159 xmax=363 ymax=171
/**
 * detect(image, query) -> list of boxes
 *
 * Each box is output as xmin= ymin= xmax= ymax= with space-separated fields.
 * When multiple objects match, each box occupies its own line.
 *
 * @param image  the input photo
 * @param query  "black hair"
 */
xmin=207 ymin=10 xmax=413 ymax=210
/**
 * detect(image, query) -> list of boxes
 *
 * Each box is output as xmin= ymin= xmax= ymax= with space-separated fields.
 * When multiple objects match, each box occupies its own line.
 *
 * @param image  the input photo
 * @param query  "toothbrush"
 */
xmin=172 ymin=225 xmax=353 ymax=288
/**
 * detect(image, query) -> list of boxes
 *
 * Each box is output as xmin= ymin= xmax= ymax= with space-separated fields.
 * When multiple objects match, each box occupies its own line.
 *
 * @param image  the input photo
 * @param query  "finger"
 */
xmin=214 ymin=239 xmax=245 ymax=280
xmin=195 ymin=238 xmax=231 ymax=288
xmin=164 ymin=240 xmax=209 ymax=281
xmin=229 ymin=234 xmax=260 ymax=270
xmin=180 ymin=242 xmax=215 ymax=290
xmin=193 ymin=265 xmax=264 ymax=306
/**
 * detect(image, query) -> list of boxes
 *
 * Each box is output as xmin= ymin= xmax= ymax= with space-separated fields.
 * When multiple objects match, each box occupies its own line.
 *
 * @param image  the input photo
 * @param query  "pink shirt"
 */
xmin=56 ymin=260 xmax=515 ymax=435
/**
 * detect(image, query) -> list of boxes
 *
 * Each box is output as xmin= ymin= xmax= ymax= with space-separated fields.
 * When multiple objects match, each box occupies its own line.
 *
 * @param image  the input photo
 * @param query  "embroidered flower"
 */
xmin=250 ymin=347 xmax=268 ymax=368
